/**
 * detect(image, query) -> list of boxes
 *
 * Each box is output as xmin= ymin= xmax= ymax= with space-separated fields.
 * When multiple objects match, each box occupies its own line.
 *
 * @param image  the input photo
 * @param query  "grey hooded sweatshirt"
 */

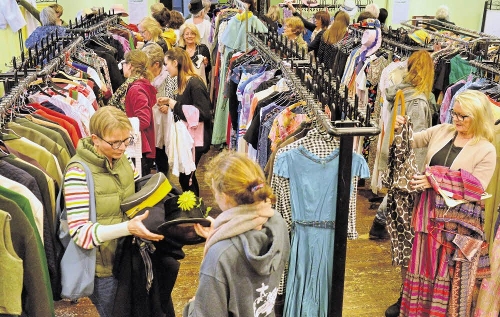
xmin=379 ymin=83 xmax=435 ymax=173
xmin=183 ymin=212 xmax=290 ymax=317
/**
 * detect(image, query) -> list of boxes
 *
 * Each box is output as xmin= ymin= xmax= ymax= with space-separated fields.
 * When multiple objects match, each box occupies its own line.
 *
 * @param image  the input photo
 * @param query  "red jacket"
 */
xmin=125 ymin=78 xmax=157 ymax=158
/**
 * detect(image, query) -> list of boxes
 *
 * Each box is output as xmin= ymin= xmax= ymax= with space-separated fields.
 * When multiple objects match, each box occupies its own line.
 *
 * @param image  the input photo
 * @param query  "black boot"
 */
xmin=385 ymin=295 xmax=402 ymax=317
xmin=369 ymin=220 xmax=390 ymax=240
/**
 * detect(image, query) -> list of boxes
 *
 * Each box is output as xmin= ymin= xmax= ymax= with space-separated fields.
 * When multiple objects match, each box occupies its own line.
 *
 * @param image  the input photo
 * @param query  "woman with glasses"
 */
xmin=138 ymin=16 xmax=169 ymax=53
xmin=371 ymin=50 xmax=436 ymax=317
xmin=393 ymin=90 xmax=496 ymax=316
xmin=63 ymin=106 xmax=164 ymax=317
xmin=108 ymin=49 xmax=157 ymax=177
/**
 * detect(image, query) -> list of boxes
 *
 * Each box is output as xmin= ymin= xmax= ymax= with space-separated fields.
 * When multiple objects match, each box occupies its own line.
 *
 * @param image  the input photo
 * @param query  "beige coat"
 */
xmin=414 ymin=124 xmax=496 ymax=189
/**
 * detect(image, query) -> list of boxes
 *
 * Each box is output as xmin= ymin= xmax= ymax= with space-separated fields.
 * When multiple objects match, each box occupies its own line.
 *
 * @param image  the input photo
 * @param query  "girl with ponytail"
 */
xmin=109 ymin=49 xmax=158 ymax=176
xmin=183 ymin=150 xmax=290 ymax=316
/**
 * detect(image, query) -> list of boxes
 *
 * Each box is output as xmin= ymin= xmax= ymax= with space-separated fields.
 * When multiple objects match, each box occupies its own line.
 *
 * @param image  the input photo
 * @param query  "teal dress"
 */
xmin=275 ymin=146 xmax=369 ymax=317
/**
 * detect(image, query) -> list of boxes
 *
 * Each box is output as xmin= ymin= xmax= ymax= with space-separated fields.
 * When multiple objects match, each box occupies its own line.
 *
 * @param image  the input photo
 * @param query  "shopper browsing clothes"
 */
xmin=184 ymin=151 xmax=290 ymax=316
xmin=391 ymin=90 xmax=496 ymax=316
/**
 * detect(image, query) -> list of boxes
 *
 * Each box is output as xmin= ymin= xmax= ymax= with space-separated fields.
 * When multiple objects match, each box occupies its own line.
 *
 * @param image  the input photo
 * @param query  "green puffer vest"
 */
xmin=69 ymin=137 xmax=135 ymax=277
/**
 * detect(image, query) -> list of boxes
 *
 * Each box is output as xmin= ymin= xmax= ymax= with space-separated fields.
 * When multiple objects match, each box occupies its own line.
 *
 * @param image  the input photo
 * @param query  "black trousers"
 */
xmin=178 ymin=147 xmax=204 ymax=196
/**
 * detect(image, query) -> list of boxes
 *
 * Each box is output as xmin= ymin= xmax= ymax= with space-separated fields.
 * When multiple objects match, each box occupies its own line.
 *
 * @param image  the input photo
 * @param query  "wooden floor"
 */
xmin=54 ymin=148 xmax=401 ymax=316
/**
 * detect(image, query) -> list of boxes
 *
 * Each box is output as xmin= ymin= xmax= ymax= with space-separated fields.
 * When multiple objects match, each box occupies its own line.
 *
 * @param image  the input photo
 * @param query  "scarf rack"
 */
xmin=249 ymin=30 xmax=380 ymax=317
xmin=0 ymin=36 xmax=84 ymax=116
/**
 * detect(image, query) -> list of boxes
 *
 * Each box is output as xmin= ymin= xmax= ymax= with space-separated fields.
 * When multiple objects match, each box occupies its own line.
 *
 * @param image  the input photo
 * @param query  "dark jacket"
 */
xmin=173 ymin=76 xmax=212 ymax=153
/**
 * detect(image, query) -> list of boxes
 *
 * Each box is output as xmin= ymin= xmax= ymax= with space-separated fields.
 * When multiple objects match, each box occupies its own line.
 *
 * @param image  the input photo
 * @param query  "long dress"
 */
xmin=275 ymin=145 xmax=369 ymax=317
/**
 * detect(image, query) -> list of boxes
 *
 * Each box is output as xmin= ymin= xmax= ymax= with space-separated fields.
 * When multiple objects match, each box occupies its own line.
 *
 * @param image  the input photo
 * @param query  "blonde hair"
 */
xmin=151 ymin=3 xmax=165 ymax=15
xmin=322 ymin=11 xmax=349 ymax=44
xmin=265 ymin=5 xmax=281 ymax=23
xmin=435 ymin=5 xmax=450 ymax=20
xmin=49 ymin=4 xmax=63 ymax=17
xmin=205 ymin=151 xmax=275 ymax=205
xmin=284 ymin=16 xmax=305 ymax=36
xmin=364 ymin=4 xmax=379 ymax=19
xmin=178 ymin=22 xmax=201 ymax=47
xmin=40 ymin=7 xmax=58 ymax=26
xmin=90 ymin=106 xmax=132 ymax=138
xmin=404 ymin=50 xmax=434 ymax=98
xmin=125 ymin=50 xmax=154 ymax=82
xmin=142 ymin=42 xmax=165 ymax=68
xmin=453 ymin=90 xmax=495 ymax=143
xmin=165 ymin=47 xmax=203 ymax=94
xmin=139 ymin=16 xmax=163 ymax=42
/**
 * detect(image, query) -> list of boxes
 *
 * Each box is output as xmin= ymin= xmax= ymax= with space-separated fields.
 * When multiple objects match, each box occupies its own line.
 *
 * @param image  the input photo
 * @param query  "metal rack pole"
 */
xmin=249 ymin=31 xmax=380 ymax=317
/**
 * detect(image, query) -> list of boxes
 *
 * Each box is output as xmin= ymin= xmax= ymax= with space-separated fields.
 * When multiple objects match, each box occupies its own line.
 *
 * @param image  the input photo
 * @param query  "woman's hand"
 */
xmin=157 ymin=96 xmax=176 ymax=110
xmin=203 ymin=57 xmax=209 ymax=66
xmin=394 ymin=115 xmax=406 ymax=130
xmin=286 ymin=1 xmax=296 ymax=13
xmin=410 ymin=174 xmax=431 ymax=190
xmin=127 ymin=210 xmax=164 ymax=241
xmin=193 ymin=216 xmax=214 ymax=239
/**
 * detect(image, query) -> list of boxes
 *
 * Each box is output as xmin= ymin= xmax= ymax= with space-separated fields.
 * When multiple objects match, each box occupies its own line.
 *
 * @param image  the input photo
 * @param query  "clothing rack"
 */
xmin=401 ymin=19 xmax=500 ymax=52
xmin=249 ymin=30 xmax=380 ymax=317
xmin=0 ymin=36 xmax=84 ymax=116
xmin=67 ymin=15 xmax=120 ymax=35
xmin=469 ymin=59 xmax=500 ymax=80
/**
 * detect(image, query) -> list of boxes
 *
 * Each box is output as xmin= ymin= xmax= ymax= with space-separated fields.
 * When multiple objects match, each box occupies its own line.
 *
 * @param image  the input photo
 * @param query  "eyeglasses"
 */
xmin=97 ymin=135 xmax=134 ymax=149
xmin=450 ymin=110 xmax=469 ymax=121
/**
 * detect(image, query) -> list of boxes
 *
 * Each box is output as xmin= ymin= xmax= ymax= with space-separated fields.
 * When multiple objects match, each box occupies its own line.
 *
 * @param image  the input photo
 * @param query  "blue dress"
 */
xmin=275 ymin=145 xmax=369 ymax=317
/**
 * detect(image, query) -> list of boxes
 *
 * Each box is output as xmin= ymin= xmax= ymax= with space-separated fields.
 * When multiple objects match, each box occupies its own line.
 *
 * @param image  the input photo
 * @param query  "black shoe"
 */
xmin=385 ymin=296 xmax=402 ymax=317
xmin=369 ymin=221 xmax=390 ymax=240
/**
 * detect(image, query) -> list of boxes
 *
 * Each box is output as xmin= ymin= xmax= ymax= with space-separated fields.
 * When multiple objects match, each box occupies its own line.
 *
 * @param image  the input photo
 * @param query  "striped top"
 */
xmin=64 ymin=155 xmax=139 ymax=249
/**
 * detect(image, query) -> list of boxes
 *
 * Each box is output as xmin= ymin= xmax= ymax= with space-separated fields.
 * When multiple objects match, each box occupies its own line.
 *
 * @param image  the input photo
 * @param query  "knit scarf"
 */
xmin=203 ymin=201 xmax=274 ymax=256
xmin=107 ymin=75 xmax=140 ymax=111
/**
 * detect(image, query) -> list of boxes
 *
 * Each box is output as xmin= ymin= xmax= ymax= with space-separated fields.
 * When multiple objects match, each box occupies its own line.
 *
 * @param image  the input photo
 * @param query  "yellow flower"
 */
xmin=177 ymin=191 xmax=197 ymax=211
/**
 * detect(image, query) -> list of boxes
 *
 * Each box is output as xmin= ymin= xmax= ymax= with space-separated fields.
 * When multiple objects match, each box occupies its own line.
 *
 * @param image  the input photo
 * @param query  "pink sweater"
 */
xmin=414 ymin=124 xmax=496 ymax=189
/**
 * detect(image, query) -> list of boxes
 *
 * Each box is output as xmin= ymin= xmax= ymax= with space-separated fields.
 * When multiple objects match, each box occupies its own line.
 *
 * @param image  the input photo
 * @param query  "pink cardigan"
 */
xmin=413 ymin=124 xmax=496 ymax=189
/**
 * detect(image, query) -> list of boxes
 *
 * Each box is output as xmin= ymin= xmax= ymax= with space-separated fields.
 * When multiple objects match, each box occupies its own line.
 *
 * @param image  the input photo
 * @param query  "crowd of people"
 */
xmin=11 ymin=1 xmax=499 ymax=316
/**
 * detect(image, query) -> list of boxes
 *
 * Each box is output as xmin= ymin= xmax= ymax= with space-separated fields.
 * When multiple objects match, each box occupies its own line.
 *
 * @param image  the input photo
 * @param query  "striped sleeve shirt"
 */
xmin=64 ymin=154 xmax=139 ymax=249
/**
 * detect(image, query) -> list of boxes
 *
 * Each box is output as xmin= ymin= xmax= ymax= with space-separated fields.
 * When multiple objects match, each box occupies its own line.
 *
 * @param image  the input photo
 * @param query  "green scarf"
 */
xmin=107 ymin=75 xmax=140 ymax=111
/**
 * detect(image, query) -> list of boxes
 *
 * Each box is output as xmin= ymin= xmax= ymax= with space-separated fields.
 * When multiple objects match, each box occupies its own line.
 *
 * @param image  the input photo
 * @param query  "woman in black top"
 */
xmin=286 ymin=2 xmax=330 ymax=58
xmin=158 ymin=48 xmax=212 ymax=196
xmin=178 ymin=22 xmax=212 ymax=85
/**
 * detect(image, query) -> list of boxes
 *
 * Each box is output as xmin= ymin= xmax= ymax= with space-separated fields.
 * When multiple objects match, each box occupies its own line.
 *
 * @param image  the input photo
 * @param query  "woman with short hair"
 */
xmin=178 ymin=22 xmax=211 ymax=85
xmin=25 ymin=7 xmax=67 ymax=49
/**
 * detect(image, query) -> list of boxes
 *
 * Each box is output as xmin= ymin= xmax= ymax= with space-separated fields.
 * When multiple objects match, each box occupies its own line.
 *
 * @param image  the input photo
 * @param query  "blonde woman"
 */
xmin=185 ymin=151 xmax=290 ymax=316
xmin=283 ymin=16 xmax=307 ymax=52
xmin=262 ymin=5 xmax=282 ymax=31
xmin=138 ymin=16 xmax=169 ymax=53
xmin=178 ymin=22 xmax=211 ymax=84
xmin=185 ymin=0 xmax=212 ymax=48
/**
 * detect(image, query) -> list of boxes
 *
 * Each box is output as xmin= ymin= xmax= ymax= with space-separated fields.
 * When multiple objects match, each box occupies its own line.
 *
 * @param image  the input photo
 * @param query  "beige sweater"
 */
xmin=414 ymin=124 xmax=497 ymax=189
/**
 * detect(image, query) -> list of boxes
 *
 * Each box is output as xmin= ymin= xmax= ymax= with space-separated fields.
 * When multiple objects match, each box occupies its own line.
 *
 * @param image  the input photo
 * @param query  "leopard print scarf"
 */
xmin=107 ymin=75 xmax=140 ymax=111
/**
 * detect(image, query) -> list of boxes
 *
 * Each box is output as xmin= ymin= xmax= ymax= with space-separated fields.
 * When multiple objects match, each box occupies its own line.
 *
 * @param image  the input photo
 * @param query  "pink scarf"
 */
xmin=203 ymin=201 xmax=274 ymax=256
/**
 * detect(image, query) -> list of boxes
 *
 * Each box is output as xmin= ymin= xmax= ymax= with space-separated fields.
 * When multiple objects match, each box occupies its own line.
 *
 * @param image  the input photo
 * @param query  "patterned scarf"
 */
xmin=107 ymin=75 xmax=140 ymax=111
